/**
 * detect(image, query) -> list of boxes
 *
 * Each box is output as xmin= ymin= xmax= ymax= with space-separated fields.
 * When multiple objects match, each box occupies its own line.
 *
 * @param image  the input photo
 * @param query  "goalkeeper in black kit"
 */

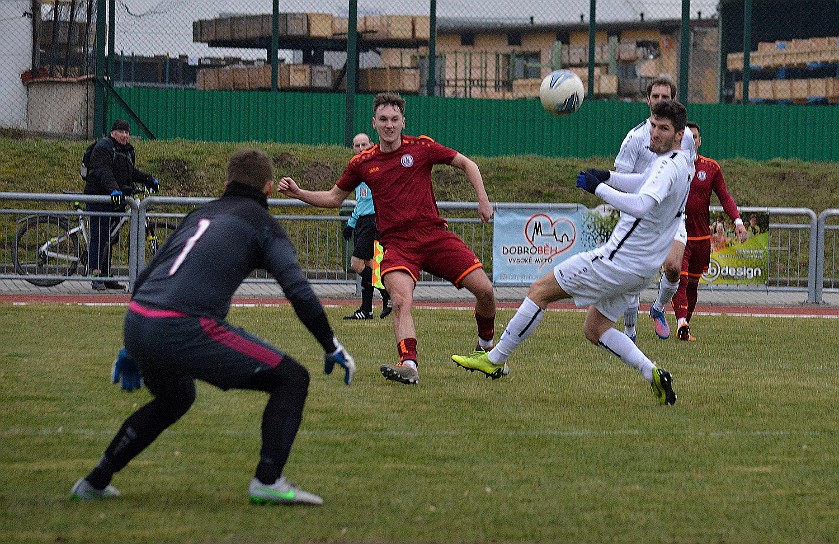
xmin=70 ymin=148 xmax=355 ymax=506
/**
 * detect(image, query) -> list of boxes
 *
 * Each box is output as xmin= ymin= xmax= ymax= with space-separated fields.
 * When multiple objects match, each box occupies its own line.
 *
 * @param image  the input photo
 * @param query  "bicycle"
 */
xmin=12 ymin=187 xmax=177 ymax=287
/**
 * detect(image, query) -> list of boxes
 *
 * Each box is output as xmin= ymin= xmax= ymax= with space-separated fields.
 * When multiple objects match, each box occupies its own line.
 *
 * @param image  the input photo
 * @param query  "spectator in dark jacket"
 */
xmin=84 ymin=119 xmax=157 ymax=290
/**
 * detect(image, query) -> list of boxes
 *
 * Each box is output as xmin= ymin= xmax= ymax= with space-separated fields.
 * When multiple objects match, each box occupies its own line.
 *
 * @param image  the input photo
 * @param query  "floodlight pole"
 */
xmin=94 ymin=0 xmax=107 ymax=137
xmin=742 ymin=0 xmax=752 ymax=102
xmin=587 ymin=0 xmax=595 ymax=100
xmin=679 ymin=0 xmax=690 ymax=105
xmin=344 ymin=1 xmax=358 ymax=147
xmin=428 ymin=0 xmax=437 ymax=96
xmin=271 ymin=0 xmax=279 ymax=92
xmin=108 ymin=0 xmax=115 ymax=81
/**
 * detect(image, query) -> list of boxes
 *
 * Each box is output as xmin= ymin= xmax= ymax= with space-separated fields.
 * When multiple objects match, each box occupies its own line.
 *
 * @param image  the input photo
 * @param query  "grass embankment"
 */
xmin=1 ymin=133 xmax=838 ymax=212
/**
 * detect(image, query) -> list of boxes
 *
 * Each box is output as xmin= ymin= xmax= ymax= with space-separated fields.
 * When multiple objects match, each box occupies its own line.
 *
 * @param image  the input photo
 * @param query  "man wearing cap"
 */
xmin=83 ymin=119 xmax=158 ymax=290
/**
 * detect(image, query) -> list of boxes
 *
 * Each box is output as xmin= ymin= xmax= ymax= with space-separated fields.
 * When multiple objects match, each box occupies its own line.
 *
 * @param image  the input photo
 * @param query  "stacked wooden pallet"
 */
xmin=193 ymin=13 xmax=332 ymax=42
xmin=197 ymin=64 xmax=334 ymax=91
xmin=332 ymin=15 xmax=430 ymax=40
xmin=356 ymin=67 xmax=421 ymax=93
xmin=193 ymin=13 xmax=430 ymax=43
xmin=735 ymin=78 xmax=839 ymax=102
xmin=727 ymin=36 xmax=839 ymax=70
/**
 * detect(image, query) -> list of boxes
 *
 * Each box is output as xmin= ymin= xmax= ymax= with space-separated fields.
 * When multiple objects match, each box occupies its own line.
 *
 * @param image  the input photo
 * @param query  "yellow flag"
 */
xmin=372 ymin=240 xmax=384 ymax=289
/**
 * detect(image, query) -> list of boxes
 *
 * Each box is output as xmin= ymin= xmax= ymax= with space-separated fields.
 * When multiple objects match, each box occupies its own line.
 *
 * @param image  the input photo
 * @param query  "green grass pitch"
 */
xmin=1 ymin=303 xmax=837 ymax=543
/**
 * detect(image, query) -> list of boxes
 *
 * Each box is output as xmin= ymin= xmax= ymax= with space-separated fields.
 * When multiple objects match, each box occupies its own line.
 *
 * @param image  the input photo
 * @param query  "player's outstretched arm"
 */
xmin=277 ymin=176 xmax=301 ymax=197
xmin=278 ymin=177 xmax=351 ymax=209
xmin=577 ymin=171 xmax=656 ymax=217
xmin=451 ymin=153 xmax=492 ymax=222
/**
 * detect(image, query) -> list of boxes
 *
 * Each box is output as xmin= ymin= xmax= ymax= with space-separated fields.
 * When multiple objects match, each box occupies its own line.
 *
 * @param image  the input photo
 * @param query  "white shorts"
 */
xmin=553 ymin=250 xmax=653 ymax=323
xmin=673 ymin=219 xmax=687 ymax=245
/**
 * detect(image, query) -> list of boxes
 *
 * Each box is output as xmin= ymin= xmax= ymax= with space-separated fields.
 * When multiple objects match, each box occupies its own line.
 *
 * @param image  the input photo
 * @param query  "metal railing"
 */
xmin=815 ymin=209 xmax=839 ymax=303
xmin=710 ymin=206 xmax=818 ymax=302
xmin=1 ymin=192 xmax=833 ymax=304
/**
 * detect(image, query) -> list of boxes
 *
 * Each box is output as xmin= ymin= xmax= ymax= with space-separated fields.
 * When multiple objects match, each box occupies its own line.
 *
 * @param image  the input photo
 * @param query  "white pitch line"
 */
xmin=693 ymin=310 xmax=839 ymax=319
xmin=2 ymin=426 xmax=824 ymax=439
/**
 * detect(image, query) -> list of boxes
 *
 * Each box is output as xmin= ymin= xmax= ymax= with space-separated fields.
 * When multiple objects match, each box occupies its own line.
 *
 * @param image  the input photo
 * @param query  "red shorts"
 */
xmin=380 ymin=225 xmax=483 ymax=288
xmin=682 ymin=236 xmax=711 ymax=280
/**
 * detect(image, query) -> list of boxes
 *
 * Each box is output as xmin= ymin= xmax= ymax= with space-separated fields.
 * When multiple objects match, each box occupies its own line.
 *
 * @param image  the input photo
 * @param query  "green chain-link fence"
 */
xmin=3 ymin=1 xmax=838 ymax=141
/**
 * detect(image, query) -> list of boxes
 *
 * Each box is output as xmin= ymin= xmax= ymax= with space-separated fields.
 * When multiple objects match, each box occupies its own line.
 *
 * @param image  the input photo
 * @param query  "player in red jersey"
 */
xmin=671 ymin=122 xmax=747 ymax=341
xmin=278 ymin=92 xmax=496 ymax=384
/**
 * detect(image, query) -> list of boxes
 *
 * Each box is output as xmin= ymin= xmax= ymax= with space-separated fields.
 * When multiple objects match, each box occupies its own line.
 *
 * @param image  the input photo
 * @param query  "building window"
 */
xmin=512 ymin=51 xmax=541 ymax=79
xmin=508 ymin=32 xmax=522 ymax=46
xmin=461 ymin=33 xmax=474 ymax=46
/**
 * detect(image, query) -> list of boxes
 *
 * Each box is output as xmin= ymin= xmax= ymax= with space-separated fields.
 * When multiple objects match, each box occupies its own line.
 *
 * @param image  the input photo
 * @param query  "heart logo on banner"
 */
xmin=523 ymin=213 xmax=577 ymax=264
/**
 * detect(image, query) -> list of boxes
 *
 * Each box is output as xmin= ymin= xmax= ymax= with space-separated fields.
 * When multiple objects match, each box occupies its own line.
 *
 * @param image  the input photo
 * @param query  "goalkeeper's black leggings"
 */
xmin=91 ymin=358 xmax=309 ymax=487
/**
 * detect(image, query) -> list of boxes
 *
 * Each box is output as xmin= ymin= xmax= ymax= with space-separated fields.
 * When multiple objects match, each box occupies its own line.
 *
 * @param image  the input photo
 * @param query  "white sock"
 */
xmin=653 ymin=275 xmax=680 ymax=312
xmin=623 ymin=305 xmax=638 ymax=337
xmin=490 ymin=297 xmax=544 ymax=364
xmin=477 ymin=338 xmax=494 ymax=350
xmin=597 ymin=328 xmax=656 ymax=382
xmin=403 ymin=360 xmax=417 ymax=370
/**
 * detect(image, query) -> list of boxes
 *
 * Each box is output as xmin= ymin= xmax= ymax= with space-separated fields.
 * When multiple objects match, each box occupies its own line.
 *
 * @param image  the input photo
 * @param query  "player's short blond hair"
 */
xmin=227 ymin=148 xmax=273 ymax=190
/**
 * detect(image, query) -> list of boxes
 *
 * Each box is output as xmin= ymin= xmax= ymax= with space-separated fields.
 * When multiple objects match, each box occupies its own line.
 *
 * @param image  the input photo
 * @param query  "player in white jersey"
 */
xmin=451 ymin=100 xmax=691 ymax=406
xmin=614 ymin=77 xmax=696 ymax=342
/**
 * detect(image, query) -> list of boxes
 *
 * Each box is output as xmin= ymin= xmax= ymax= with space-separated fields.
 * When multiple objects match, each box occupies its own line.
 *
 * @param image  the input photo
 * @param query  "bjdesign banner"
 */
xmin=493 ymin=206 xmax=614 ymax=285
xmin=701 ymin=211 xmax=769 ymax=285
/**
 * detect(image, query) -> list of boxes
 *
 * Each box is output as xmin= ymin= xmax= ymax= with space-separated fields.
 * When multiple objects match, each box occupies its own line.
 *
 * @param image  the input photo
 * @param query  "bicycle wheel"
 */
xmin=13 ymin=215 xmax=80 ymax=286
xmin=144 ymin=221 xmax=178 ymax=262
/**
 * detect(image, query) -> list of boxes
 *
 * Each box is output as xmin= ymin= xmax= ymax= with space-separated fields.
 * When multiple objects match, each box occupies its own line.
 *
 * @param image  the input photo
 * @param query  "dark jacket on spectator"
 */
xmin=83 ymin=136 xmax=154 ymax=196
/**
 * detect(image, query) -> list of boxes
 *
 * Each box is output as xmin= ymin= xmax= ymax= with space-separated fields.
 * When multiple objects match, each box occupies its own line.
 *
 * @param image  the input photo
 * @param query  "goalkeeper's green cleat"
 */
xmin=651 ymin=366 xmax=677 ymax=406
xmin=249 ymin=477 xmax=323 ymax=506
xmin=452 ymin=350 xmax=507 ymax=379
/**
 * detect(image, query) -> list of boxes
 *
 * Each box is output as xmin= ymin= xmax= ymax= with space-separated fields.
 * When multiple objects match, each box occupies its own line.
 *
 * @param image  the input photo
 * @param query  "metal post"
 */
xmin=271 ymin=0 xmax=278 ymax=92
xmin=742 ymin=0 xmax=752 ymax=103
xmin=679 ymin=0 xmax=690 ymax=104
xmin=93 ymin=0 xmax=107 ymax=137
xmin=814 ymin=211 xmax=827 ymax=304
xmin=587 ymin=0 xmax=595 ymax=99
xmin=107 ymin=0 xmax=115 ymax=80
xmin=344 ymin=0 xmax=358 ymax=147
xmin=129 ymin=197 xmax=142 ymax=289
xmin=428 ymin=0 xmax=437 ymax=96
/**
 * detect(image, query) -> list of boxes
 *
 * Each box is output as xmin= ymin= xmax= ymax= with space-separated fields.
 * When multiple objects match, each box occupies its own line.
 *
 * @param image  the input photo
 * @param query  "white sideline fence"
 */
xmin=1 ymin=192 xmax=836 ymax=304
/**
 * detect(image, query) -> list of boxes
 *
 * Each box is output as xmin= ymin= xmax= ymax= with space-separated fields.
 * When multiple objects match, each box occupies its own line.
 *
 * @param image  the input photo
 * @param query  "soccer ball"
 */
xmin=539 ymin=70 xmax=585 ymax=116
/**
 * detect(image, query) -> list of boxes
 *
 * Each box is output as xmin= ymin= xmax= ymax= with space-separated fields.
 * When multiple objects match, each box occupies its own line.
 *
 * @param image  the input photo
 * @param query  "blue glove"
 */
xmin=576 ymin=169 xmax=610 ymax=194
xmin=110 ymin=189 xmax=125 ymax=206
xmin=112 ymin=348 xmax=143 ymax=391
xmin=324 ymin=338 xmax=356 ymax=385
xmin=146 ymin=179 xmax=160 ymax=193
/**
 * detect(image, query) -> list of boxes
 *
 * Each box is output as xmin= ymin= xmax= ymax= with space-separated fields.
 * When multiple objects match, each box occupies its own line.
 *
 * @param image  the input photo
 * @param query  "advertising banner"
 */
xmin=701 ymin=212 xmax=769 ymax=285
xmin=492 ymin=205 xmax=616 ymax=285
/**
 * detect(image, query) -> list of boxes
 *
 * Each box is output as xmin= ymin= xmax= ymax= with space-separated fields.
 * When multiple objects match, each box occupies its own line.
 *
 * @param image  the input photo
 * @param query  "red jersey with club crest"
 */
xmin=685 ymin=154 xmax=740 ymax=239
xmin=336 ymin=135 xmax=457 ymax=241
